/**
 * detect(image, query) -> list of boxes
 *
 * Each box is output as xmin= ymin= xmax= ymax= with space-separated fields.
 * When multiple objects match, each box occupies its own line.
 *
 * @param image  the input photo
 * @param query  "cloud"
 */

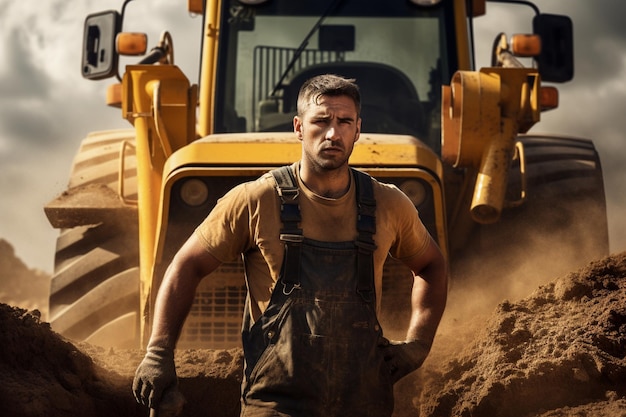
xmin=0 ymin=104 xmax=57 ymax=148
xmin=0 ymin=28 xmax=51 ymax=99
xmin=565 ymin=4 xmax=626 ymax=86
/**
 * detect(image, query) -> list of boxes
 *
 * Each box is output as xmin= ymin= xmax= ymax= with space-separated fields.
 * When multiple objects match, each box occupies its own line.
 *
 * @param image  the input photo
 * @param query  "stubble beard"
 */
xmin=317 ymin=148 xmax=347 ymax=169
xmin=303 ymin=131 xmax=356 ymax=174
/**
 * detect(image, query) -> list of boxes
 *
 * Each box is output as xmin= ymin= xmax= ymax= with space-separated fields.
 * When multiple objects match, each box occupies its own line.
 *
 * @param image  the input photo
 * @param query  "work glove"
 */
xmin=152 ymin=386 xmax=186 ymax=417
xmin=380 ymin=339 xmax=431 ymax=384
xmin=133 ymin=346 xmax=178 ymax=410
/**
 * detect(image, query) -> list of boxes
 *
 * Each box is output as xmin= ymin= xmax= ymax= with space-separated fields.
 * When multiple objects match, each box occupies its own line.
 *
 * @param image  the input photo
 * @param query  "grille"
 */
xmin=178 ymin=261 xmax=247 ymax=349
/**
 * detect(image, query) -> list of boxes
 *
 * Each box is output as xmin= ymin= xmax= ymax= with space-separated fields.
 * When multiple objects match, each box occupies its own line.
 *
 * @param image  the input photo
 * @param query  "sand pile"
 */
xmin=418 ymin=252 xmax=626 ymax=416
xmin=0 ymin=239 xmax=49 ymax=313
xmin=0 ymin=303 xmax=143 ymax=417
xmin=0 ymin=303 xmax=242 ymax=417
xmin=1 ymin=252 xmax=625 ymax=416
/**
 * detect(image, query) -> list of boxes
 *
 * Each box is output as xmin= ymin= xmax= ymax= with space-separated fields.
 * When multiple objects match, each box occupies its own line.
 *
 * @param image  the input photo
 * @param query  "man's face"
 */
xmin=294 ymin=94 xmax=361 ymax=172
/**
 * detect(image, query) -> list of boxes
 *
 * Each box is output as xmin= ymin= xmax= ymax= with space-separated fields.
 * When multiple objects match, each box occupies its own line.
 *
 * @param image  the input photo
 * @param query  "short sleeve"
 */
xmin=194 ymin=183 xmax=253 ymax=262
xmin=385 ymin=186 xmax=431 ymax=261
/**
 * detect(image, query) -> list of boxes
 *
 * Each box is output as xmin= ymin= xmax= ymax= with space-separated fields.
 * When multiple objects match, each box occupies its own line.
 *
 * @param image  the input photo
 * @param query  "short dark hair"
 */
xmin=297 ymin=74 xmax=361 ymax=117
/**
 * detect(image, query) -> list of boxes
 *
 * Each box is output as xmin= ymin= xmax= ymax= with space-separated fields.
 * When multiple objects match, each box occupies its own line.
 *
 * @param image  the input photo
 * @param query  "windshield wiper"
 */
xmin=269 ymin=0 xmax=344 ymax=97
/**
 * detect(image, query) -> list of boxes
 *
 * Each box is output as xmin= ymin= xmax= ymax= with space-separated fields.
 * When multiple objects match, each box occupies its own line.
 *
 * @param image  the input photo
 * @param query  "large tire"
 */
xmin=49 ymin=130 xmax=140 ymax=348
xmin=452 ymin=135 xmax=609 ymax=296
xmin=66 ymin=129 xmax=138 ymax=198
xmin=504 ymin=134 xmax=608 ymax=258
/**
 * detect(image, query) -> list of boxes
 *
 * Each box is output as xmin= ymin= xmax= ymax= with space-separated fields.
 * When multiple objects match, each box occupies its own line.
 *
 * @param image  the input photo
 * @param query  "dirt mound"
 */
xmin=418 ymin=252 xmax=626 ymax=417
xmin=81 ymin=344 xmax=243 ymax=417
xmin=2 ymin=252 xmax=626 ymax=417
xmin=0 ymin=303 xmax=143 ymax=417
xmin=0 ymin=239 xmax=49 ymax=314
xmin=0 ymin=302 xmax=242 ymax=417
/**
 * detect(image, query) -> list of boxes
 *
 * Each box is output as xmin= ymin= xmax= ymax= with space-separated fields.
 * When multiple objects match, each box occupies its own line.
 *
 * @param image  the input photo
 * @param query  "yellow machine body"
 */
xmin=46 ymin=0 xmax=607 ymax=349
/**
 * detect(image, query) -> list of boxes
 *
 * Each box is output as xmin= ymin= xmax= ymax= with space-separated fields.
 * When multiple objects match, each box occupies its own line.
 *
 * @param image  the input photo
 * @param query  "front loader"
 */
xmin=45 ymin=0 xmax=608 ymax=349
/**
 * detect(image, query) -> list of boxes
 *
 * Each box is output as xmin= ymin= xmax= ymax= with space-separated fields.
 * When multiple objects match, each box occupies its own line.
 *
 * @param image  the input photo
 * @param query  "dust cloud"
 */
xmin=446 ymin=193 xmax=610 ymax=325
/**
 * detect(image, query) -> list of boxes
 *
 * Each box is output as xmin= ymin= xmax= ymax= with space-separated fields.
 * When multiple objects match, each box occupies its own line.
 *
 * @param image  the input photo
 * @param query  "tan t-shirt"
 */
xmin=195 ymin=163 xmax=431 ymax=320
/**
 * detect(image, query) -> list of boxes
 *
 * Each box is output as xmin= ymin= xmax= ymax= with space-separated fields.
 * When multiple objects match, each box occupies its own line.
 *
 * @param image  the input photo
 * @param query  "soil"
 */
xmin=1 ymin=240 xmax=625 ymax=416
xmin=416 ymin=252 xmax=626 ymax=417
xmin=0 ymin=239 xmax=49 ymax=312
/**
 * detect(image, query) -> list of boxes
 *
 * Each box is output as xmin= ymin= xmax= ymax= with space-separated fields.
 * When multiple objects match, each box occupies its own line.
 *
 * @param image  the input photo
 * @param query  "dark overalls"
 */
xmin=240 ymin=166 xmax=394 ymax=417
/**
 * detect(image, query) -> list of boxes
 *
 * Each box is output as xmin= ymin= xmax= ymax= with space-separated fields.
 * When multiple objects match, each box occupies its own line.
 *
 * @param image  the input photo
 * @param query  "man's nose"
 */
xmin=325 ymin=126 xmax=338 ymax=140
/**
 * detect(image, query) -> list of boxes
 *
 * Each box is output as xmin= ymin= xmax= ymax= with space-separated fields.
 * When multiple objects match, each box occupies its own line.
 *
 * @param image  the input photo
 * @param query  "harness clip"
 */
xmin=280 ymin=234 xmax=304 ymax=243
xmin=277 ymin=187 xmax=299 ymax=201
xmin=282 ymin=282 xmax=302 ymax=295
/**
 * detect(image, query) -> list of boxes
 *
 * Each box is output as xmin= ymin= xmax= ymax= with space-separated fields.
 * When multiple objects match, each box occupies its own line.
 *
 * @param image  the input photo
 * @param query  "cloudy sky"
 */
xmin=1 ymin=0 xmax=625 ymax=273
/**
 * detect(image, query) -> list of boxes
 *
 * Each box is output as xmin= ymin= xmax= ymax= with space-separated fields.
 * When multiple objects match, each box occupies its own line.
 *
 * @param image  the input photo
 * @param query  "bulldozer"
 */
xmin=44 ymin=0 xmax=609 ymax=349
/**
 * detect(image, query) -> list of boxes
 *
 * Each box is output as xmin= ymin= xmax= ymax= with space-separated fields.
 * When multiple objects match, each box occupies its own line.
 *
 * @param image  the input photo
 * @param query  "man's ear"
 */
xmin=354 ymin=117 xmax=362 ymax=143
xmin=294 ymin=116 xmax=303 ymax=140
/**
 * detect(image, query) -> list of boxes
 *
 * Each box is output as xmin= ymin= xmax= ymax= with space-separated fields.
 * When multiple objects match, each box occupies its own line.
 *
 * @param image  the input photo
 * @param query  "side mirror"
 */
xmin=533 ymin=14 xmax=574 ymax=83
xmin=81 ymin=11 xmax=121 ymax=80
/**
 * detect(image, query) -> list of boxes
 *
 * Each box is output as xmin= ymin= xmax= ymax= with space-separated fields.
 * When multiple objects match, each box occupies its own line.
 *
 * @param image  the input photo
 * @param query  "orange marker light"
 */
xmin=540 ymin=86 xmax=559 ymax=111
xmin=116 ymin=33 xmax=148 ymax=56
xmin=188 ymin=0 xmax=204 ymax=14
xmin=511 ymin=34 xmax=542 ymax=57
xmin=106 ymin=83 xmax=122 ymax=108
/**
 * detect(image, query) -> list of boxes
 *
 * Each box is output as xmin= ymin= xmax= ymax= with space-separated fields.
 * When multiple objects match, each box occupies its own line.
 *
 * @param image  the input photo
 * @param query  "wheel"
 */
xmin=48 ymin=130 xmax=140 ymax=348
xmin=49 ymin=224 xmax=139 ymax=347
xmin=502 ymin=134 xmax=608 ymax=259
xmin=452 ymin=135 xmax=609 ymax=293
xmin=66 ymin=129 xmax=137 ymax=199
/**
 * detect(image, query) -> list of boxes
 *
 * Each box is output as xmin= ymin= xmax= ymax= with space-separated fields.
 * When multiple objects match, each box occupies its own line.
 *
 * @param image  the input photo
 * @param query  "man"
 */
xmin=133 ymin=74 xmax=448 ymax=416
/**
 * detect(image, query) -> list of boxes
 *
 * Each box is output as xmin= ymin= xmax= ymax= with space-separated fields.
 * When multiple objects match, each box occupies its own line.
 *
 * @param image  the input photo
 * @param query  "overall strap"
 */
xmin=353 ymin=168 xmax=377 ymax=302
xmin=271 ymin=166 xmax=377 ymax=300
xmin=271 ymin=165 xmax=303 ymax=295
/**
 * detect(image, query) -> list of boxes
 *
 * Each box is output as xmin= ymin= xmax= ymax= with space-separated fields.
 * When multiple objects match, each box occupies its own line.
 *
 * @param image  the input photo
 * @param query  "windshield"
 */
xmin=214 ymin=0 xmax=458 ymax=154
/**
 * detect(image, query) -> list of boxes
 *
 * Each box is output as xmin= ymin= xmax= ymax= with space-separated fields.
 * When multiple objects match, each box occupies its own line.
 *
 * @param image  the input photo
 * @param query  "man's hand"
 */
xmin=133 ymin=346 xmax=177 ymax=409
xmin=380 ymin=339 xmax=431 ymax=384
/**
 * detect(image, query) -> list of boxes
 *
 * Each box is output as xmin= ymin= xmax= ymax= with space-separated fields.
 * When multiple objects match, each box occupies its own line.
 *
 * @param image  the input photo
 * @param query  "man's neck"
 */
xmin=298 ymin=162 xmax=351 ymax=199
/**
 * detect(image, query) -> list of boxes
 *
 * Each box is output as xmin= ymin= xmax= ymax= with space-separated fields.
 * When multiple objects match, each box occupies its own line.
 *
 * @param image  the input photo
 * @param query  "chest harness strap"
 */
xmin=271 ymin=166 xmax=377 ymax=301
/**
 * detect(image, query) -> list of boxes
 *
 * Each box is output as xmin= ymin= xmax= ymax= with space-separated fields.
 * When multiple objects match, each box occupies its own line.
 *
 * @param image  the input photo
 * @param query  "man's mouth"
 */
xmin=321 ymin=146 xmax=343 ymax=153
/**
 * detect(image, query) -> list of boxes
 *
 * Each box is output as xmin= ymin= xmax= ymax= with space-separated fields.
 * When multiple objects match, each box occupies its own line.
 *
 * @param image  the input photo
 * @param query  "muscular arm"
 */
xmin=380 ymin=235 xmax=447 ymax=383
xmin=402 ymin=235 xmax=448 ymax=347
xmin=148 ymin=233 xmax=222 ymax=349
xmin=134 ymin=232 xmax=222 ymax=408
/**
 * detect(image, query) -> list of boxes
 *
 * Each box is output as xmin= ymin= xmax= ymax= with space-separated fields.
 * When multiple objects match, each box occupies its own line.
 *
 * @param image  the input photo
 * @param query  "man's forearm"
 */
xmin=149 ymin=263 xmax=201 ymax=349
xmin=148 ymin=235 xmax=222 ymax=349
xmin=134 ymin=235 xmax=221 ymax=409
xmin=406 ymin=259 xmax=448 ymax=346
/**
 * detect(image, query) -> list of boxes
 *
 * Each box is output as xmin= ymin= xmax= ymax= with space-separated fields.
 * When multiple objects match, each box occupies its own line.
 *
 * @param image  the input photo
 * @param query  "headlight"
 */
xmin=180 ymin=178 xmax=209 ymax=207
xmin=399 ymin=180 xmax=427 ymax=206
